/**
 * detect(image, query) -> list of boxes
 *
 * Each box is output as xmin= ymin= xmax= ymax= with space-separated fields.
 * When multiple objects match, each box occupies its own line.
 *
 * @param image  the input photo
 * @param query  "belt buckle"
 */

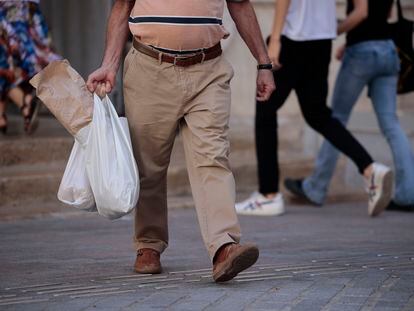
xmin=173 ymin=52 xmax=206 ymax=66
xmin=173 ymin=55 xmax=191 ymax=66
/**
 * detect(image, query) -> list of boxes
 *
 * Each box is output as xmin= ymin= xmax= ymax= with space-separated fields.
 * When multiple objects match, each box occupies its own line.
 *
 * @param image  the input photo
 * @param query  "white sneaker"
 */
xmin=365 ymin=163 xmax=393 ymax=217
xmin=235 ymin=192 xmax=285 ymax=216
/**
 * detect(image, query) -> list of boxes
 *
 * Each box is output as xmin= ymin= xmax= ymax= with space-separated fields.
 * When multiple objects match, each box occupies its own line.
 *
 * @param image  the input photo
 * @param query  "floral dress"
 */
xmin=0 ymin=1 xmax=61 ymax=98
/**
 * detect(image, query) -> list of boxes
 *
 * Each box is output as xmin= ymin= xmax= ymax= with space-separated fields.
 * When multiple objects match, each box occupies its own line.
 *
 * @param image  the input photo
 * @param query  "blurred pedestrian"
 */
xmin=87 ymin=0 xmax=275 ymax=282
xmin=236 ymin=0 xmax=393 ymax=217
xmin=285 ymin=0 xmax=414 ymax=212
xmin=0 ymin=0 xmax=60 ymax=134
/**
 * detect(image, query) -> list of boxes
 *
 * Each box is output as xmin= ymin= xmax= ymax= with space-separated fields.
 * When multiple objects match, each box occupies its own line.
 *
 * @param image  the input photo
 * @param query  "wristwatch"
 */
xmin=257 ymin=63 xmax=273 ymax=70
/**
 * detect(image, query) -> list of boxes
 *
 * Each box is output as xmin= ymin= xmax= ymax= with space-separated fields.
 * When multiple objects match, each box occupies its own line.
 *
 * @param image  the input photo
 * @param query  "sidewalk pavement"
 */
xmin=0 ymin=200 xmax=413 ymax=311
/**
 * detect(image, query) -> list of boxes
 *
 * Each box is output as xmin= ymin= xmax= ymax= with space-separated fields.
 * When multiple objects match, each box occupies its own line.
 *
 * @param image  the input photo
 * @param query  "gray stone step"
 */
xmin=0 ymin=162 xmax=64 ymax=205
xmin=0 ymin=116 xmax=71 ymax=167
xmin=0 ymin=139 xmax=315 ymax=207
xmin=1 ymin=114 xmax=374 ymax=213
xmin=0 ymin=137 xmax=72 ymax=167
xmin=0 ymin=116 xmax=302 ymax=167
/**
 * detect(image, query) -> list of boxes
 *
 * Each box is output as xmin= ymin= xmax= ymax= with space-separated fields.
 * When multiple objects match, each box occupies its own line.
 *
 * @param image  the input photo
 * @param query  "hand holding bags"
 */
xmin=30 ymin=60 xmax=139 ymax=219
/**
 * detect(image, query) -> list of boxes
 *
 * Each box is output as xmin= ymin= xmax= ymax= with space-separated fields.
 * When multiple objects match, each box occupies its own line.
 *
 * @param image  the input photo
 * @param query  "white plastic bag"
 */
xmin=85 ymin=94 xmax=139 ymax=219
xmin=57 ymin=139 xmax=96 ymax=212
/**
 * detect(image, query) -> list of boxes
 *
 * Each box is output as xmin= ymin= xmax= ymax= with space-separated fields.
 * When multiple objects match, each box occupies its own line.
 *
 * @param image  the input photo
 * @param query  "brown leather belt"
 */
xmin=133 ymin=40 xmax=222 ymax=67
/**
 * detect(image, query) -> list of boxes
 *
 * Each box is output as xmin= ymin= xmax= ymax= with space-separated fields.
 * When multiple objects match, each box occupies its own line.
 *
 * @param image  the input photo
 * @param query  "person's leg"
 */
xmin=0 ymin=39 xmax=10 ymax=130
xmin=181 ymin=56 xmax=258 ymax=282
xmin=256 ymin=38 xmax=295 ymax=196
xmin=124 ymin=48 xmax=182 ymax=258
xmin=8 ymin=83 xmax=40 ymax=134
xmin=180 ymin=56 xmax=241 ymax=259
xmin=0 ymin=100 xmax=7 ymax=133
xmin=297 ymin=40 xmax=393 ymax=216
xmin=295 ymin=40 xmax=373 ymax=176
xmin=7 ymin=86 xmax=25 ymax=109
xmin=302 ymin=50 xmax=368 ymax=204
xmin=235 ymin=37 xmax=295 ymax=216
xmin=370 ymin=75 xmax=414 ymax=205
xmin=256 ymin=73 xmax=293 ymax=195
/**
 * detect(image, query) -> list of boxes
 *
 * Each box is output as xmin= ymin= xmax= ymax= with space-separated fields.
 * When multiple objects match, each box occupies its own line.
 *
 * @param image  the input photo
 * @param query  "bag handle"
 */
xmin=95 ymin=83 xmax=107 ymax=99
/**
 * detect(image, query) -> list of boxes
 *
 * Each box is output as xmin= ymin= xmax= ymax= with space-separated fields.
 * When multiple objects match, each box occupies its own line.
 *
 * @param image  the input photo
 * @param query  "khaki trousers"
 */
xmin=123 ymin=46 xmax=241 ymax=260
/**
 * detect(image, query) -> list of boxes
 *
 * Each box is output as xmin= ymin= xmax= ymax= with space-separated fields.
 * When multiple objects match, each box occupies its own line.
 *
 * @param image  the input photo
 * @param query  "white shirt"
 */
xmin=282 ymin=0 xmax=337 ymax=41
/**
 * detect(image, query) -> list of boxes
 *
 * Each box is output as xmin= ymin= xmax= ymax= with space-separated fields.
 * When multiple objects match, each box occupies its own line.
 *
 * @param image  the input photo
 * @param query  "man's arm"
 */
xmin=268 ymin=0 xmax=291 ymax=68
xmin=337 ymin=0 xmax=368 ymax=35
xmin=227 ymin=0 xmax=275 ymax=101
xmin=86 ymin=0 xmax=135 ymax=94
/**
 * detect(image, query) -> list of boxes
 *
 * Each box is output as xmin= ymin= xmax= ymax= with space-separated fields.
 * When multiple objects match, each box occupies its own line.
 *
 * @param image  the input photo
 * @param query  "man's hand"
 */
xmin=86 ymin=66 xmax=117 ymax=94
xmin=256 ymin=70 xmax=275 ymax=101
xmin=268 ymin=38 xmax=282 ymax=70
xmin=86 ymin=0 xmax=134 ymax=94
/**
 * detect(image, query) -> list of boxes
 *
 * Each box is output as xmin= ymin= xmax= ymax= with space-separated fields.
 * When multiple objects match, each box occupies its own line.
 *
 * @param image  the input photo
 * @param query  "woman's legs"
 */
xmin=0 ymin=100 xmax=7 ymax=130
xmin=302 ymin=52 xmax=368 ymax=204
xmin=370 ymin=75 xmax=414 ymax=205
xmin=291 ymin=40 xmax=393 ymax=216
xmin=8 ymin=85 xmax=33 ymax=116
xmin=235 ymin=37 xmax=296 ymax=216
xmin=295 ymin=40 xmax=373 ymax=175
xmin=255 ymin=69 xmax=294 ymax=195
xmin=7 ymin=85 xmax=38 ymax=133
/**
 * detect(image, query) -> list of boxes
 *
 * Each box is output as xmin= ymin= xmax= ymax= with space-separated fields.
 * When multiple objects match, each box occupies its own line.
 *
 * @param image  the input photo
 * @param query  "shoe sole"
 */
xmin=213 ymin=245 xmax=259 ymax=283
xmin=134 ymin=266 xmax=162 ymax=274
xmin=236 ymin=209 xmax=285 ymax=216
xmin=370 ymin=169 xmax=393 ymax=217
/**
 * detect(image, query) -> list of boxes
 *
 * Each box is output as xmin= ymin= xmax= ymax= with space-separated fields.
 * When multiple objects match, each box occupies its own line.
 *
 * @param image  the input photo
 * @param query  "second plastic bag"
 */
xmin=58 ymin=140 xmax=96 ymax=212
xmin=85 ymin=94 xmax=139 ymax=219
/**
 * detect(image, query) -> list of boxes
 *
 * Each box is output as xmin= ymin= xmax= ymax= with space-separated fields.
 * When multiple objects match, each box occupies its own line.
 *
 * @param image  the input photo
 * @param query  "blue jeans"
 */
xmin=303 ymin=40 xmax=414 ymax=205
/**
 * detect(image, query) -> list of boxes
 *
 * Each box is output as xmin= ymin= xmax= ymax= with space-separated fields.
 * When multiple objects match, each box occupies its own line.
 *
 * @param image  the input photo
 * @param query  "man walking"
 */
xmin=87 ymin=0 xmax=275 ymax=283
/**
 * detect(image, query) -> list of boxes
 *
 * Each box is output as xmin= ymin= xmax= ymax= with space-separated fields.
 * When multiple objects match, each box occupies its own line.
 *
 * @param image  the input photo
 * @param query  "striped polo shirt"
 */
xmin=129 ymin=0 xmax=244 ymax=52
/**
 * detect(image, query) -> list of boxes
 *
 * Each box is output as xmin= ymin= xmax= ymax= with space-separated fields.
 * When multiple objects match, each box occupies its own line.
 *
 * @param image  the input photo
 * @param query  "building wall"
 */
xmin=40 ymin=0 xmax=125 ymax=112
xmin=41 ymin=0 xmax=414 ymax=118
xmin=41 ymin=0 xmax=414 ymax=194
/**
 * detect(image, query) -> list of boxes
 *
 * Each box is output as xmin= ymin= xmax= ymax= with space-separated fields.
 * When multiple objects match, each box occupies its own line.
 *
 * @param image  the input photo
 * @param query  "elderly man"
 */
xmin=87 ymin=0 xmax=274 ymax=283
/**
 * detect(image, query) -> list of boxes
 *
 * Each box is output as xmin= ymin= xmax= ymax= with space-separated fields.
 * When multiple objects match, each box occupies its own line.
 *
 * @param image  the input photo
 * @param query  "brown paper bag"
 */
xmin=30 ymin=60 xmax=93 ymax=136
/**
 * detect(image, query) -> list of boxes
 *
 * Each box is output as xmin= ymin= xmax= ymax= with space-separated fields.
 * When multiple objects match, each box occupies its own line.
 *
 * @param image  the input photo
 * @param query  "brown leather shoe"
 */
xmin=134 ymin=248 xmax=162 ymax=274
xmin=213 ymin=243 xmax=259 ymax=283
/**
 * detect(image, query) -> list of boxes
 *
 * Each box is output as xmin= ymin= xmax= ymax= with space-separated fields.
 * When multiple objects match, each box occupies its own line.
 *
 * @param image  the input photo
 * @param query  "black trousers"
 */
xmin=255 ymin=36 xmax=373 ymax=194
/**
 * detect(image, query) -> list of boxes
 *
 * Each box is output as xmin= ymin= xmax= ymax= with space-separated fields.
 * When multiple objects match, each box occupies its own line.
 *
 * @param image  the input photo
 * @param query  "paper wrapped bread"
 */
xmin=30 ymin=60 xmax=93 ymax=136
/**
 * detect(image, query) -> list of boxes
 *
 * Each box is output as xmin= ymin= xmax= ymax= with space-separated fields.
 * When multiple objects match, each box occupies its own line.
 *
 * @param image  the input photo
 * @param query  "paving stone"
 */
xmin=337 ymin=295 xmax=369 ymax=305
xmin=0 ymin=204 xmax=413 ymax=310
xmin=83 ymin=290 xmax=153 ymax=311
xmin=372 ymin=300 xmax=407 ymax=309
xmin=370 ymin=307 xmax=401 ymax=311
xmin=343 ymin=287 xmax=375 ymax=297
xmin=43 ymin=297 xmax=100 ymax=311
xmin=245 ymin=302 xmax=290 ymax=311
xmin=132 ymin=290 xmax=188 ymax=309
xmin=379 ymin=291 xmax=412 ymax=302
xmin=328 ymin=304 xmax=364 ymax=311
xmin=204 ymin=290 xmax=266 ymax=310
xmin=291 ymin=298 xmax=332 ymax=311
xmin=169 ymin=288 xmax=226 ymax=310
